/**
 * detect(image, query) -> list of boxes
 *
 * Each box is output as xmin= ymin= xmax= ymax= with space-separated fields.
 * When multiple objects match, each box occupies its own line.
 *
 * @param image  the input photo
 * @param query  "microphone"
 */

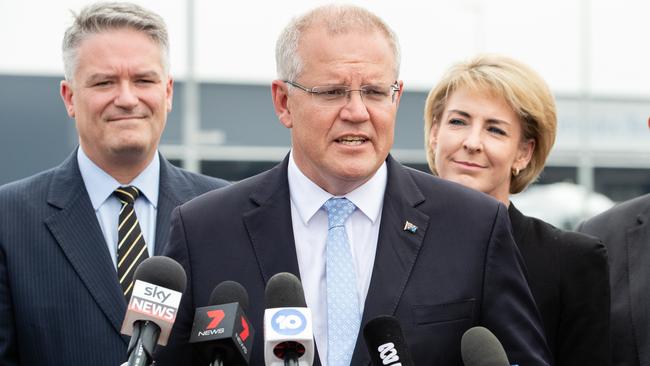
xmin=363 ymin=315 xmax=414 ymax=366
xmin=263 ymin=272 xmax=314 ymax=366
xmin=120 ymin=256 xmax=187 ymax=366
xmin=461 ymin=326 xmax=509 ymax=366
xmin=189 ymin=280 xmax=255 ymax=365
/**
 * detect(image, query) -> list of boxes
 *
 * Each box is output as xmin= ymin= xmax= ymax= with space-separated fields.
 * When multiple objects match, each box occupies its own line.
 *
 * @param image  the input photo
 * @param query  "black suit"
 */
xmin=577 ymin=194 xmax=650 ymax=366
xmin=0 ymin=150 xmax=228 ymax=366
xmin=157 ymin=155 xmax=551 ymax=366
xmin=509 ymin=204 xmax=610 ymax=365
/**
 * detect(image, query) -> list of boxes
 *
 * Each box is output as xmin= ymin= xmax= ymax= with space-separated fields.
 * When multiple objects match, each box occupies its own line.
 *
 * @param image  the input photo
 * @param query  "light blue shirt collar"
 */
xmin=77 ymin=147 xmax=160 ymax=210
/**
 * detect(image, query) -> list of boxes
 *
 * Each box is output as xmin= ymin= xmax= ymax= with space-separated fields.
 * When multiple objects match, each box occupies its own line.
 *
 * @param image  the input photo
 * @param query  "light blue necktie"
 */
xmin=323 ymin=197 xmax=360 ymax=366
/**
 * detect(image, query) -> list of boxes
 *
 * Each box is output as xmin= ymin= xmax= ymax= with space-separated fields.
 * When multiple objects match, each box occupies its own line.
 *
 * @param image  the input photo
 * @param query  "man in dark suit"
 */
xmin=577 ymin=161 xmax=650 ymax=366
xmin=0 ymin=3 xmax=228 ymax=365
xmin=158 ymin=4 xmax=550 ymax=366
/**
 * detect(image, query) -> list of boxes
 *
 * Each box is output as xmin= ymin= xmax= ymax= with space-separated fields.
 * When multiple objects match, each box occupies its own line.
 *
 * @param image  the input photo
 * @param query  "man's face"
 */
xmin=60 ymin=28 xmax=172 ymax=171
xmin=272 ymin=27 xmax=402 ymax=195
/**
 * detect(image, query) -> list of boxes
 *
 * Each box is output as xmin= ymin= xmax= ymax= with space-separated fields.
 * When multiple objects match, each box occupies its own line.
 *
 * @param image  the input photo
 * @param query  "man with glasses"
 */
xmin=158 ymin=5 xmax=550 ymax=366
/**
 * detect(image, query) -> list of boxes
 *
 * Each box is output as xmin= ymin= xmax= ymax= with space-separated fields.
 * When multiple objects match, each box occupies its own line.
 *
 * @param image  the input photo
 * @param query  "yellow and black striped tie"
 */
xmin=114 ymin=186 xmax=149 ymax=300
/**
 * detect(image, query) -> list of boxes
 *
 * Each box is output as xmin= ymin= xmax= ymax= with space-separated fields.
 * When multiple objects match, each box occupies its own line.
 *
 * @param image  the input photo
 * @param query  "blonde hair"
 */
xmin=424 ymin=54 xmax=557 ymax=193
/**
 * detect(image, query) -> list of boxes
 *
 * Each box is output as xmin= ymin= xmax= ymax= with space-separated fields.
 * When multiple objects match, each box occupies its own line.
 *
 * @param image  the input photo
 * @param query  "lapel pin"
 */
xmin=403 ymin=221 xmax=418 ymax=234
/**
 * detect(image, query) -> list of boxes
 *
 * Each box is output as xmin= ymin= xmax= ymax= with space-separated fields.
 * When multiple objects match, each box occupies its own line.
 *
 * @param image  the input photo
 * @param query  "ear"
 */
xmin=428 ymin=120 xmax=440 ymax=152
xmin=271 ymin=79 xmax=292 ymax=129
xmin=514 ymin=138 xmax=535 ymax=172
xmin=165 ymin=77 xmax=174 ymax=112
xmin=393 ymin=80 xmax=404 ymax=108
xmin=60 ymin=80 xmax=76 ymax=118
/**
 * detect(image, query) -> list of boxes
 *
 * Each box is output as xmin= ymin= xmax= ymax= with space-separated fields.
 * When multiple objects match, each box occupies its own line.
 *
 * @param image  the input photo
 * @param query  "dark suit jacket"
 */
xmin=157 ymin=155 xmax=551 ymax=366
xmin=509 ymin=204 xmax=610 ymax=366
xmin=0 ymin=150 xmax=228 ymax=366
xmin=577 ymin=194 xmax=650 ymax=366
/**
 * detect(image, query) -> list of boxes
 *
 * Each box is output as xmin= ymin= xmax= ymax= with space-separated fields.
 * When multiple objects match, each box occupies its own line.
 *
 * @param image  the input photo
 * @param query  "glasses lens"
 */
xmin=311 ymin=86 xmax=349 ymax=102
xmin=361 ymin=85 xmax=391 ymax=103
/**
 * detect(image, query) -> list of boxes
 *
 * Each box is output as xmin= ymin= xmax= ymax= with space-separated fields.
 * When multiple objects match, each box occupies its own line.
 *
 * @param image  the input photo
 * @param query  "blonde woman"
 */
xmin=424 ymin=54 xmax=610 ymax=366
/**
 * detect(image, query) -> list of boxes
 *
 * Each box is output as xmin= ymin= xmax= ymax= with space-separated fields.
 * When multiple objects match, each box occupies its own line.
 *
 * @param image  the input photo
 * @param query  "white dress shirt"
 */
xmin=287 ymin=151 xmax=386 ymax=365
xmin=77 ymin=147 xmax=159 ymax=269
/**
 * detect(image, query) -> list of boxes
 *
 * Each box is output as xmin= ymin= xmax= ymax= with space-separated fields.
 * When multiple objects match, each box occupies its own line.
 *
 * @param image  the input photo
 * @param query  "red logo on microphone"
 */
xmin=206 ymin=309 xmax=225 ymax=329
xmin=240 ymin=316 xmax=250 ymax=341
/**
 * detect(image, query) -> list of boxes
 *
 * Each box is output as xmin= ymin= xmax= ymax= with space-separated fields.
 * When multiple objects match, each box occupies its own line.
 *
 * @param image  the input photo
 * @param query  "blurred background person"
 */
xmin=575 ymin=116 xmax=650 ymax=366
xmin=424 ymin=54 xmax=610 ymax=366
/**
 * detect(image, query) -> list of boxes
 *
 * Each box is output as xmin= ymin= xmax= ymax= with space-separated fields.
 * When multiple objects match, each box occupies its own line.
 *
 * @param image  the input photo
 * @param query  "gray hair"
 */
xmin=275 ymin=4 xmax=401 ymax=82
xmin=62 ymin=2 xmax=169 ymax=81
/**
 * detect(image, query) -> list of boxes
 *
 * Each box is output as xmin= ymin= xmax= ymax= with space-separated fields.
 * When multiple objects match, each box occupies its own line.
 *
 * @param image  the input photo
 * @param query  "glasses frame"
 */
xmin=283 ymin=80 xmax=401 ymax=106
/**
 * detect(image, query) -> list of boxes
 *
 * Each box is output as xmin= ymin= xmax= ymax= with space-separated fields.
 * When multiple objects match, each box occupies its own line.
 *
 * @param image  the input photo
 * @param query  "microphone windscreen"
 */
xmin=461 ymin=326 xmax=509 ymax=366
xmin=133 ymin=256 xmax=187 ymax=293
xmin=363 ymin=315 xmax=414 ymax=366
xmin=265 ymin=272 xmax=306 ymax=308
xmin=209 ymin=280 xmax=250 ymax=311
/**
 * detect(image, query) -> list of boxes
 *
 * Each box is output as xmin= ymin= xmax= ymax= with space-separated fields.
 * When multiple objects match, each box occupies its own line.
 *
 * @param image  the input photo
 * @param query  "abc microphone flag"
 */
xmin=190 ymin=280 xmax=255 ymax=365
xmin=363 ymin=315 xmax=415 ymax=366
xmin=263 ymin=272 xmax=314 ymax=366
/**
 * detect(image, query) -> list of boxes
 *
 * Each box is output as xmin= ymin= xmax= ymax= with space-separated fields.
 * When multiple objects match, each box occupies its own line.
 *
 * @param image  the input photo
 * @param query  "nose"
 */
xmin=113 ymin=81 xmax=139 ymax=109
xmin=339 ymin=90 xmax=370 ymax=123
xmin=463 ymin=127 xmax=483 ymax=153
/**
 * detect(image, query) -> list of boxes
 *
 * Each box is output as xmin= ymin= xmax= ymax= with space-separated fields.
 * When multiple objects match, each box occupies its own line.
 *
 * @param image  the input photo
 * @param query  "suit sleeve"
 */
xmin=0 ymin=238 xmax=19 ymax=365
xmin=154 ymin=206 xmax=196 ymax=365
xmin=481 ymin=204 xmax=552 ymax=366
xmin=557 ymin=238 xmax=610 ymax=365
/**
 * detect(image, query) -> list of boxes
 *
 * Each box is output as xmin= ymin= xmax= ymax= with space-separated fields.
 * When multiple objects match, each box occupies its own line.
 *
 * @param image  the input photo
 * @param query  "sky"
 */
xmin=1 ymin=0 xmax=649 ymax=96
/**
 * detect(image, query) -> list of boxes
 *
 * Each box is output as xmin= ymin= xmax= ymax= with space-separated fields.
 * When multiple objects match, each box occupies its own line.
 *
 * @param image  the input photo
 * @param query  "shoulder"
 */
xmin=162 ymin=161 xmax=230 ymax=194
xmin=176 ymin=164 xmax=280 ymax=217
xmin=523 ymin=213 xmax=607 ymax=264
xmin=0 ymin=168 xmax=56 ymax=204
xmin=578 ymin=193 xmax=650 ymax=234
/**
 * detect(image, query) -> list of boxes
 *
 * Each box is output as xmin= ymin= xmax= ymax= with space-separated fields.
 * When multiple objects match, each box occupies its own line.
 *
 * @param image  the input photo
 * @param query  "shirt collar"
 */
xmin=287 ymin=150 xmax=386 ymax=225
xmin=77 ymin=147 xmax=160 ymax=210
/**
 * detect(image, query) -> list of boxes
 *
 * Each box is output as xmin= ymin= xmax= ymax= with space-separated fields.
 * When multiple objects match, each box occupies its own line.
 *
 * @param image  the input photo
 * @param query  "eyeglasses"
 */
xmin=284 ymin=80 xmax=400 ymax=107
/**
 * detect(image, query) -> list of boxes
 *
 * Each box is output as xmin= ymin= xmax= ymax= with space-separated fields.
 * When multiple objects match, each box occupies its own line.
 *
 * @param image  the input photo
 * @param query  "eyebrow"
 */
xmin=447 ymin=109 xmax=512 ymax=125
xmin=85 ymin=71 xmax=161 ymax=84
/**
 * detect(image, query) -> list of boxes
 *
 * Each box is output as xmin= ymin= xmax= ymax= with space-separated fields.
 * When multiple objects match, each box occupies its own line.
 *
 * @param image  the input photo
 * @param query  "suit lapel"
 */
xmin=44 ymin=153 xmax=127 ymax=339
xmin=154 ymin=157 xmax=187 ymax=255
xmin=626 ymin=207 xmax=650 ymax=364
xmin=351 ymin=157 xmax=430 ymax=365
xmin=243 ymin=156 xmax=301 ymax=283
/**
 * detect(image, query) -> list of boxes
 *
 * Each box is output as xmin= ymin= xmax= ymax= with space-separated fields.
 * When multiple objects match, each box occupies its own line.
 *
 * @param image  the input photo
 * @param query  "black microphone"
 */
xmin=461 ymin=326 xmax=509 ymax=366
xmin=190 ymin=280 xmax=255 ymax=365
xmin=263 ymin=272 xmax=314 ymax=366
xmin=363 ymin=315 xmax=414 ymax=366
xmin=120 ymin=256 xmax=187 ymax=366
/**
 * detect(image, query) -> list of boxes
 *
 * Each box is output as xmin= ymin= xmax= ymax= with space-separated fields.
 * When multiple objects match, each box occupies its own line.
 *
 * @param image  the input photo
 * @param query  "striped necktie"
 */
xmin=114 ymin=186 xmax=149 ymax=300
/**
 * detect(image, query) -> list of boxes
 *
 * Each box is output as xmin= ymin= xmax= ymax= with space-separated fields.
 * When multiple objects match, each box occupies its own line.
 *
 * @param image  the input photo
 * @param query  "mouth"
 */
xmin=335 ymin=135 xmax=368 ymax=146
xmin=454 ymin=160 xmax=486 ymax=169
xmin=107 ymin=115 xmax=146 ymax=122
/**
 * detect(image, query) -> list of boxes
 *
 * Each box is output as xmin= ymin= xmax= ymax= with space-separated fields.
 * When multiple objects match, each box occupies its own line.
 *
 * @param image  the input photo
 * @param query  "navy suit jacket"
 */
xmin=509 ymin=204 xmax=610 ymax=365
xmin=577 ymin=194 xmax=650 ymax=366
xmin=157 ymin=155 xmax=551 ymax=366
xmin=0 ymin=150 xmax=228 ymax=365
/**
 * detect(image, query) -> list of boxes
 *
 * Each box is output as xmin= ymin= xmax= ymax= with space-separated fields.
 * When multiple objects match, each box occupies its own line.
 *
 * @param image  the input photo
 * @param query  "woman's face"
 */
xmin=429 ymin=87 xmax=534 ymax=205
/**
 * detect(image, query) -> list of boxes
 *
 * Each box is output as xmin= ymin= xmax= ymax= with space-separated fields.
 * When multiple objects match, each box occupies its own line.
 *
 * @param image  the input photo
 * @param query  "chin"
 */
xmin=110 ymin=143 xmax=151 ymax=160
